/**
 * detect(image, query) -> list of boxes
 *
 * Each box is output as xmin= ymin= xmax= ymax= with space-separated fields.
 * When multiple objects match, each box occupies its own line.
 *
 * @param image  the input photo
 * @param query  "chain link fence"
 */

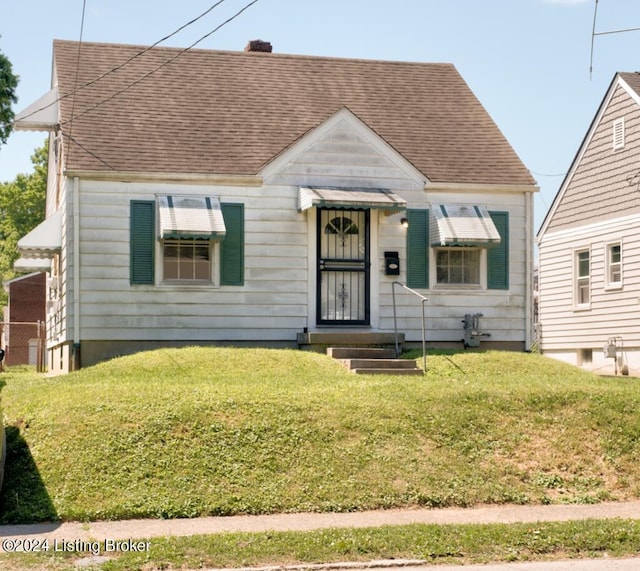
xmin=0 ymin=322 xmax=46 ymax=372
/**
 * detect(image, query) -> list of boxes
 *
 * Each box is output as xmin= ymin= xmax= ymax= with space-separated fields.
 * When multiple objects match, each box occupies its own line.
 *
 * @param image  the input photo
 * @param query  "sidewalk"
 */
xmin=1 ymin=500 xmax=639 ymax=543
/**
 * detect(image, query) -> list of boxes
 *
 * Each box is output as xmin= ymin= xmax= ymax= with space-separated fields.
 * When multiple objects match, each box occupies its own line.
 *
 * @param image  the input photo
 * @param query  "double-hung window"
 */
xmin=130 ymin=196 xmax=244 ymax=287
xmin=436 ymin=248 xmax=480 ymax=286
xmin=575 ymin=249 xmax=590 ymax=307
xmin=406 ymin=205 xmax=508 ymax=290
xmin=163 ymin=239 xmax=211 ymax=283
xmin=606 ymin=242 xmax=622 ymax=288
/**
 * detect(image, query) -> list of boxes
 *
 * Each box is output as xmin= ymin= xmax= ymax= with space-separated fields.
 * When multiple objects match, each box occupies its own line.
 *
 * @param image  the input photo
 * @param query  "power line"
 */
xmin=17 ymin=0 xmax=231 ymax=123
xmin=60 ymin=0 xmax=261 ymax=127
xmin=589 ymin=0 xmax=599 ymax=79
xmin=63 ymin=132 xmax=115 ymax=170
xmin=529 ymin=170 xmax=566 ymax=178
xmin=67 ymin=0 xmax=88 ymax=169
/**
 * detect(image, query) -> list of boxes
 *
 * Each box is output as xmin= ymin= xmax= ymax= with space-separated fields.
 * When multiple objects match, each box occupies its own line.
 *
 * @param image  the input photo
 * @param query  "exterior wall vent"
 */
xmin=613 ymin=117 xmax=625 ymax=150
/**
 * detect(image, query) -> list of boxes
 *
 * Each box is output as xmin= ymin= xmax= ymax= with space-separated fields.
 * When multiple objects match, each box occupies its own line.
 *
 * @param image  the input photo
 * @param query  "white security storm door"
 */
xmin=317 ymin=208 xmax=370 ymax=325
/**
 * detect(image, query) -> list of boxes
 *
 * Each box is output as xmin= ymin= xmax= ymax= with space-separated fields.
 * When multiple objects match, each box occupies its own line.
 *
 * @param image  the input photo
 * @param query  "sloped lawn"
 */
xmin=1 ymin=347 xmax=639 ymax=523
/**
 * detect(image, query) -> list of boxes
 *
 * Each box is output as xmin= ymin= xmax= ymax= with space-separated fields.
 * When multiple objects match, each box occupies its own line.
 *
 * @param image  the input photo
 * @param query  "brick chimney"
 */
xmin=245 ymin=39 xmax=273 ymax=53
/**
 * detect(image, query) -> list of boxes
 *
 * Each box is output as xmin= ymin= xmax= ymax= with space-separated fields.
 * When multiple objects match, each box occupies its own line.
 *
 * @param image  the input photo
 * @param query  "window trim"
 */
xmin=605 ymin=241 xmax=623 ymax=290
xmin=573 ymin=247 xmax=591 ymax=310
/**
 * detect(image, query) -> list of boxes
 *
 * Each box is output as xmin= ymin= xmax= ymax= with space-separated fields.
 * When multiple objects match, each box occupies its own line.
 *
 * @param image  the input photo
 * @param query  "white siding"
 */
xmin=76 ymin=180 xmax=308 ymax=343
xmin=378 ymin=190 xmax=529 ymax=344
xmin=60 ymin=111 xmax=532 ymax=360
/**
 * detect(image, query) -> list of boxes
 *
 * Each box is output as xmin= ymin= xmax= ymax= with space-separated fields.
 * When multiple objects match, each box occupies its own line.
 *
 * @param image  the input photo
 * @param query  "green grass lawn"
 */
xmin=3 ymin=519 xmax=640 ymax=571
xmin=1 ymin=347 xmax=639 ymax=524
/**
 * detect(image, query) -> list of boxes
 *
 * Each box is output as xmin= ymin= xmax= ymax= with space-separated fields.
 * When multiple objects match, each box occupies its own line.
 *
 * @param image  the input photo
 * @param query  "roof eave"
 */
xmin=63 ymin=169 xmax=264 ymax=187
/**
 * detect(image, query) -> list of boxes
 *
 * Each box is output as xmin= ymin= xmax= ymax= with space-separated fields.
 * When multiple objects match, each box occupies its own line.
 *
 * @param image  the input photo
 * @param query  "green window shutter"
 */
xmin=130 ymin=200 xmax=155 ymax=285
xmin=406 ymin=209 xmax=429 ymax=289
xmin=221 ymin=203 xmax=244 ymax=286
xmin=488 ymin=211 xmax=509 ymax=290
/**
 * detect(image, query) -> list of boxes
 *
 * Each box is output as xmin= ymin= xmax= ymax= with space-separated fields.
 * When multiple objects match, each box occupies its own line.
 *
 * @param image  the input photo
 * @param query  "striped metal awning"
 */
xmin=430 ymin=204 xmax=501 ymax=247
xmin=158 ymin=195 xmax=226 ymax=239
xmin=298 ymin=187 xmax=406 ymax=212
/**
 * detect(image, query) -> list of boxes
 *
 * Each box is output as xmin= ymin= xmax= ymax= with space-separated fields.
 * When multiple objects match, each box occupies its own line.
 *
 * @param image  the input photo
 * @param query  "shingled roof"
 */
xmin=52 ymin=39 xmax=534 ymax=186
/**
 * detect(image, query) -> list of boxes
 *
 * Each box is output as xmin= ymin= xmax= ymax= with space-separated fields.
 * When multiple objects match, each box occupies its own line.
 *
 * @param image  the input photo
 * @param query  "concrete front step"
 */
xmin=298 ymin=332 xmax=403 ymax=352
xmin=327 ymin=347 xmax=396 ymax=359
xmin=342 ymin=358 xmax=418 ymax=370
xmin=327 ymin=346 xmax=422 ymax=375
xmin=351 ymin=367 xmax=424 ymax=375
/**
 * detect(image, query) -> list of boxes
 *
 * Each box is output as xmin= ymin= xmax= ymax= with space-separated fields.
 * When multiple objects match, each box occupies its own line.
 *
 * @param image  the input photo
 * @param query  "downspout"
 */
xmin=524 ymin=190 xmax=533 ymax=351
xmin=73 ymin=176 xmax=81 ymax=368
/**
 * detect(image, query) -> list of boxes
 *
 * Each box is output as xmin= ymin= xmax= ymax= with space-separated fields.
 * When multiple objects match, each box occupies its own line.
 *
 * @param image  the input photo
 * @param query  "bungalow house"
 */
xmin=15 ymin=39 xmax=537 ymax=374
xmin=537 ymin=72 xmax=640 ymax=375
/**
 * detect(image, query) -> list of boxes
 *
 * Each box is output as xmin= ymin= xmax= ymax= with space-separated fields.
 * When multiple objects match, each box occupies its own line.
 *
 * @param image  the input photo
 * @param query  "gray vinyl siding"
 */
xmin=539 ymin=217 xmax=640 ymax=351
xmin=546 ymin=84 xmax=640 ymax=232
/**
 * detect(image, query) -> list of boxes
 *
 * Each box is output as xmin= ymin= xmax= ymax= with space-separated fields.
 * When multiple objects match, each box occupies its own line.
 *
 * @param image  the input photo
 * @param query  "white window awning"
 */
xmin=430 ymin=204 xmax=501 ymax=247
xmin=17 ymin=209 xmax=63 ymax=258
xmin=13 ymin=257 xmax=52 ymax=273
xmin=298 ymin=187 xmax=407 ymax=212
xmin=14 ymin=88 xmax=59 ymax=131
xmin=158 ymin=195 xmax=226 ymax=239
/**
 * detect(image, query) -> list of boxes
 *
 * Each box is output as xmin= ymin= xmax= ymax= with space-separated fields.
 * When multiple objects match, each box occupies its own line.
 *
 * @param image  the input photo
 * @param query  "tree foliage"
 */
xmin=0 ymin=47 xmax=19 ymax=145
xmin=0 ymin=141 xmax=48 ymax=306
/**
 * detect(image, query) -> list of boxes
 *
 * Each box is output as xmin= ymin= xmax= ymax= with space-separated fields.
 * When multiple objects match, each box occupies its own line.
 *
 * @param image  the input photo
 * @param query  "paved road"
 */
xmin=362 ymin=560 xmax=640 ymax=571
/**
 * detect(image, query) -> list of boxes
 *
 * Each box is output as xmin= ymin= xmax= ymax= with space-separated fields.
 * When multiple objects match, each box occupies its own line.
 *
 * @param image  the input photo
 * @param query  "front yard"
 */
xmin=1 ymin=347 xmax=639 ymax=524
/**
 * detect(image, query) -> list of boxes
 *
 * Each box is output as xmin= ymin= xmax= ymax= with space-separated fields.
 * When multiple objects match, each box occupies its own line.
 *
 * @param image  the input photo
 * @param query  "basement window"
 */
xmin=578 ymin=348 xmax=593 ymax=366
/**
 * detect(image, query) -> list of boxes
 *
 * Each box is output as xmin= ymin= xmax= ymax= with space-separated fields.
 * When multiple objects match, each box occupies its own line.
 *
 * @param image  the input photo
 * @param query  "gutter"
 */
xmin=73 ymin=177 xmax=81 ymax=361
xmin=525 ymin=191 xmax=533 ymax=350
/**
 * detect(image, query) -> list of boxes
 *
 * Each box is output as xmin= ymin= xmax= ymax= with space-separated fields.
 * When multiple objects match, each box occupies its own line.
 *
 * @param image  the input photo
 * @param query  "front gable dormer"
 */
xmin=260 ymin=108 xmax=427 ymax=190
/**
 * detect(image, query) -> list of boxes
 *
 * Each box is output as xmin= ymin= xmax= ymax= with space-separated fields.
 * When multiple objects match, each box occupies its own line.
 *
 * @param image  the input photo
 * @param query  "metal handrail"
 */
xmin=391 ymin=281 xmax=428 ymax=373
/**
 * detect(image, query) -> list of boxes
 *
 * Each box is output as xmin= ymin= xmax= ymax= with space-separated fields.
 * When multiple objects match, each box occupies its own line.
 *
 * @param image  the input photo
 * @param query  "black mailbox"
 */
xmin=384 ymin=251 xmax=400 ymax=276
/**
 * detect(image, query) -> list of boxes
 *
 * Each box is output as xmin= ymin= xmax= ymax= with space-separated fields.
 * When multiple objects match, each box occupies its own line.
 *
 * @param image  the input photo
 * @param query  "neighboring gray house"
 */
xmin=15 ymin=39 xmax=537 ymax=374
xmin=537 ymin=72 xmax=640 ymax=375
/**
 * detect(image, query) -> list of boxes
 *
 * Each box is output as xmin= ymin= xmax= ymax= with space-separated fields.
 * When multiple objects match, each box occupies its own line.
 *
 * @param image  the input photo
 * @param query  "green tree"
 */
xmin=0 ymin=141 xmax=48 ymax=306
xmin=0 ymin=47 xmax=19 ymax=145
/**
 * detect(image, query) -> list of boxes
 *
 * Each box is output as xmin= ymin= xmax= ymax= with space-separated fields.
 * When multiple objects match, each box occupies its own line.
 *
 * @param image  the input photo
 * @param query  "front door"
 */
xmin=317 ymin=208 xmax=370 ymax=325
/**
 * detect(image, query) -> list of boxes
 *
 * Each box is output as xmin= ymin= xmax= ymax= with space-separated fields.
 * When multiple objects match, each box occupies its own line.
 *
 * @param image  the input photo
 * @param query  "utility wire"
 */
xmin=589 ymin=0 xmax=599 ymax=79
xmin=590 ymin=0 xmax=640 ymax=79
xmin=63 ymin=132 xmax=115 ymax=170
xmin=530 ymin=170 xmax=566 ymax=177
xmin=67 ymin=0 xmax=88 ymax=169
xmin=16 ymin=0 xmax=231 ymax=123
xmin=60 ymin=0 xmax=261 ymax=127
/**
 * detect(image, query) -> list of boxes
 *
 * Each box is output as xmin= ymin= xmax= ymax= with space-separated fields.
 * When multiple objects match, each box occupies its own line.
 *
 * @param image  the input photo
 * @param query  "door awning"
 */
xmin=430 ymin=204 xmax=501 ymax=247
xmin=298 ymin=187 xmax=406 ymax=212
xmin=158 ymin=195 xmax=226 ymax=239
xmin=17 ymin=209 xmax=63 ymax=258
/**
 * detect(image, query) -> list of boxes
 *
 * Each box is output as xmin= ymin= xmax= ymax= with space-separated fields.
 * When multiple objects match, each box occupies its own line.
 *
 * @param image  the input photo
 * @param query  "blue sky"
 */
xmin=1 ymin=0 xmax=640 ymax=233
